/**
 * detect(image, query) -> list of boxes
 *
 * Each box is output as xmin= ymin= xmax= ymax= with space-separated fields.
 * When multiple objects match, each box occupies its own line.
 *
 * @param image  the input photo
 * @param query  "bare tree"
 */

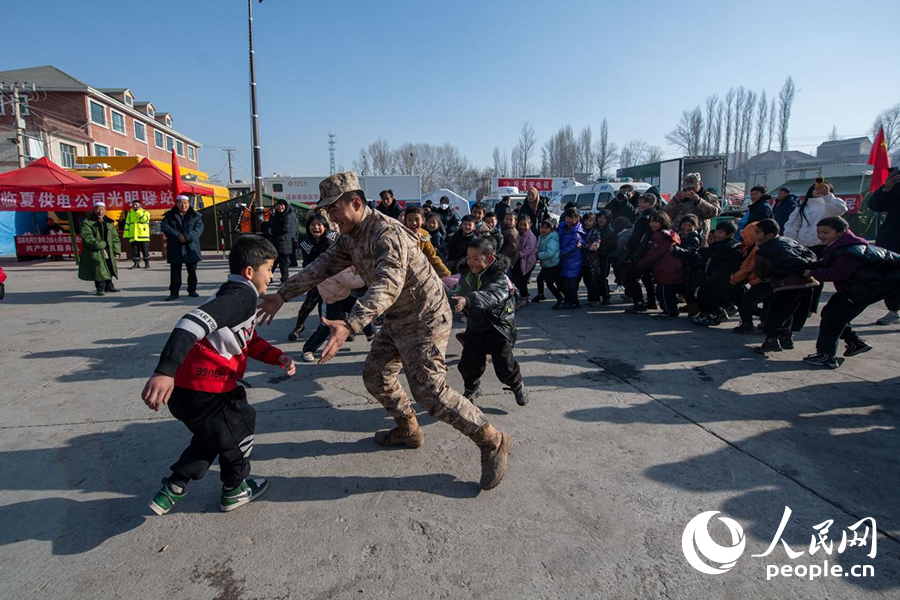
xmin=368 ymin=138 xmax=394 ymax=175
xmin=754 ymin=90 xmax=768 ymax=156
xmin=620 ymin=139 xmax=650 ymax=168
xmin=646 ymin=145 xmax=664 ymax=163
xmin=732 ymin=87 xmax=746 ymax=167
xmin=723 ymin=88 xmax=735 ymax=167
xmin=518 ymin=122 xmax=536 ymax=175
xmin=741 ymin=90 xmax=757 ymax=162
xmin=828 ymin=125 xmax=840 ymax=141
xmin=542 ymin=125 xmax=578 ymax=176
xmin=778 ymin=76 xmax=797 ymax=152
xmin=492 ymin=147 xmax=509 ymax=176
xmin=666 ymin=106 xmax=704 ymax=155
xmin=767 ymin=97 xmax=777 ymax=151
xmin=713 ymin=102 xmax=724 ymax=154
xmin=703 ymin=95 xmax=719 ymax=154
xmin=353 ymin=148 xmax=371 ymax=176
xmin=593 ymin=118 xmax=618 ymax=176
xmin=872 ymin=103 xmax=900 ymax=152
xmin=578 ymin=126 xmax=593 ymax=174
xmin=510 ymin=142 xmax=524 ymax=178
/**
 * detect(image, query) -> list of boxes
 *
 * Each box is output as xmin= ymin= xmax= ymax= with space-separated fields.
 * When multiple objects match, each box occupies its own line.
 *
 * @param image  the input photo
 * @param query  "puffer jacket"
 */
xmin=161 ymin=207 xmax=204 ymax=264
xmin=451 ymin=255 xmax=516 ymax=342
xmin=783 ymin=194 xmax=847 ymax=247
xmin=698 ymin=237 xmax=743 ymax=283
xmin=446 ymin=229 xmax=477 ymax=273
xmin=518 ymin=228 xmax=538 ymax=274
xmin=754 ymin=236 xmax=819 ymax=291
xmin=558 ymin=221 xmax=585 ymax=278
xmin=811 ymin=230 xmax=900 ymax=301
xmin=731 ymin=222 xmax=761 ymax=286
xmin=772 ymin=194 xmax=799 ymax=231
xmin=537 ymin=230 xmax=560 ymax=267
xmin=637 ymin=229 xmax=684 ymax=285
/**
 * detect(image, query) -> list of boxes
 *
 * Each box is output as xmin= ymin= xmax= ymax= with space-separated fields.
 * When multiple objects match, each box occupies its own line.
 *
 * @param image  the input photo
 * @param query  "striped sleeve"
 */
xmin=154 ymin=286 xmax=255 ymax=377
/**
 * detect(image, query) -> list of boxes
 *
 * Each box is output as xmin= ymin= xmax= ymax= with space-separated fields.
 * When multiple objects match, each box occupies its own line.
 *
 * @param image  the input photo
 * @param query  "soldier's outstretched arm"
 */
xmin=278 ymin=241 xmax=353 ymax=302
xmin=344 ymin=232 xmax=409 ymax=333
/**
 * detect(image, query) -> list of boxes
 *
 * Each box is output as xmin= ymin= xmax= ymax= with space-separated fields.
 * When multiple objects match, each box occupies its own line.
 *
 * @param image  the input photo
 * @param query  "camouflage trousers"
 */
xmin=362 ymin=304 xmax=488 ymax=437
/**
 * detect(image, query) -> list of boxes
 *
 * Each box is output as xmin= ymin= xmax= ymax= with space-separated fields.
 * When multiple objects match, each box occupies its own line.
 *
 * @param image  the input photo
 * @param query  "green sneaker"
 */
xmin=220 ymin=477 xmax=268 ymax=512
xmin=149 ymin=478 xmax=186 ymax=515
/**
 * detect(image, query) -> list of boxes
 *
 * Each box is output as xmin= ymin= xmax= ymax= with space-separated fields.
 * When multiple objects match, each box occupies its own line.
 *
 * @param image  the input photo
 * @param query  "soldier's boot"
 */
xmin=374 ymin=412 xmax=424 ymax=449
xmin=144 ymin=259 xmax=150 ymax=269
xmin=471 ymin=423 xmax=512 ymax=490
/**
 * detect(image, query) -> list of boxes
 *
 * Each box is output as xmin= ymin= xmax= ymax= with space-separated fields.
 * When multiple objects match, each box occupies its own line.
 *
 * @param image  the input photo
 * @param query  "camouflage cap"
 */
xmin=318 ymin=171 xmax=364 ymax=208
xmin=683 ymin=172 xmax=701 ymax=186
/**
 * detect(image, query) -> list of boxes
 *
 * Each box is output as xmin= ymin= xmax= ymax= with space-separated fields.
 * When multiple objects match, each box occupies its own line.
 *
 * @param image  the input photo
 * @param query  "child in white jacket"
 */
xmin=783 ymin=181 xmax=847 ymax=248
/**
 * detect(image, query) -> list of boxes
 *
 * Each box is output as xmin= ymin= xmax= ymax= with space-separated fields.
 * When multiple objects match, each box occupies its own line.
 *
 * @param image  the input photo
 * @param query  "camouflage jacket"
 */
xmin=278 ymin=207 xmax=447 ymax=333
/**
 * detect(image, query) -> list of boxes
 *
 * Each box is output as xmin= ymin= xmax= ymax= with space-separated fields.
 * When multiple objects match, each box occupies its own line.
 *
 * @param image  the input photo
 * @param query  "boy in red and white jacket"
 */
xmin=142 ymin=235 xmax=295 ymax=515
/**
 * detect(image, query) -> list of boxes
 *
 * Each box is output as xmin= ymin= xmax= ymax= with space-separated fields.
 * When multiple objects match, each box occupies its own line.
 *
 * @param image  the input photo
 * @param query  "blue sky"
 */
xmin=5 ymin=0 xmax=899 ymax=181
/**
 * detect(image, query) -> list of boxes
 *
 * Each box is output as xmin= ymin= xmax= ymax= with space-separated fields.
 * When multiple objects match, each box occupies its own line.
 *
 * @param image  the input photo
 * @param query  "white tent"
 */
xmin=421 ymin=188 xmax=470 ymax=217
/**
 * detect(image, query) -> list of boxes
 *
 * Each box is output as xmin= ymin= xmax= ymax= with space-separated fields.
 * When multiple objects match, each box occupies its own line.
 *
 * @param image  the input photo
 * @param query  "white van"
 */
xmin=558 ymin=181 xmax=653 ymax=214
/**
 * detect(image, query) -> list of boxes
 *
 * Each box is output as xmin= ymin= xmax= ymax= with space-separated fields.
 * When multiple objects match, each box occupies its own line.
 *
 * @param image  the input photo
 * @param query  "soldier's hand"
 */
xmin=257 ymin=293 xmax=285 ymax=326
xmin=884 ymin=172 xmax=900 ymax=192
xmin=319 ymin=318 xmax=352 ymax=364
xmin=142 ymin=373 xmax=175 ymax=412
xmin=451 ymin=296 xmax=467 ymax=312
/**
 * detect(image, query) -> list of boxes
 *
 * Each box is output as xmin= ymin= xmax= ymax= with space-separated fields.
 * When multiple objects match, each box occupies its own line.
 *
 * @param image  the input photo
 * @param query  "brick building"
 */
xmin=0 ymin=65 xmax=201 ymax=172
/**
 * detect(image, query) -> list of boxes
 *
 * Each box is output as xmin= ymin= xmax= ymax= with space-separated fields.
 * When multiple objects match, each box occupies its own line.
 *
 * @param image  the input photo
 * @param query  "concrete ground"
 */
xmin=0 ymin=254 xmax=898 ymax=600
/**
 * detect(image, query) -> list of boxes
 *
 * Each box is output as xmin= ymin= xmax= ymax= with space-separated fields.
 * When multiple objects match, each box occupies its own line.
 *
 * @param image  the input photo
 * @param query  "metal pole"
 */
xmin=248 ymin=0 xmax=263 ymax=232
xmin=12 ymin=83 xmax=40 ymax=234
xmin=212 ymin=192 xmax=221 ymax=257
xmin=226 ymin=148 xmax=235 ymax=184
xmin=66 ymin=211 xmax=80 ymax=264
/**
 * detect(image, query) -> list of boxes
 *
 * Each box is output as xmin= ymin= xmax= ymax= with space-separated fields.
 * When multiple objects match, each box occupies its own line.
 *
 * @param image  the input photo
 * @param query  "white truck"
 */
xmin=264 ymin=175 xmax=421 ymax=206
xmin=616 ymin=156 xmax=727 ymax=203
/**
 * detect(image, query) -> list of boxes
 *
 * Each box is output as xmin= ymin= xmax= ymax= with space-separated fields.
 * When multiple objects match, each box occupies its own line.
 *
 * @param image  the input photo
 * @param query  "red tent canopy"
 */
xmin=0 ymin=157 xmax=215 ymax=212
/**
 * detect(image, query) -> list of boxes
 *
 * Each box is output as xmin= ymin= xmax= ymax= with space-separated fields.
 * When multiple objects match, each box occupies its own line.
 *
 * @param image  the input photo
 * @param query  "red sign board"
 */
xmin=0 ymin=190 xmax=176 ymax=212
xmin=497 ymin=178 xmax=554 ymax=192
xmin=15 ymin=234 xmax=83 ymax=256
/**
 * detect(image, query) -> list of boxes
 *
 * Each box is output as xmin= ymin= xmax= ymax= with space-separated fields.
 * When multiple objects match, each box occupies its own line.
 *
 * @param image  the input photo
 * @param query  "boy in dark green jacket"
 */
xmin=451 ymin=237 xmax=529 ymax=406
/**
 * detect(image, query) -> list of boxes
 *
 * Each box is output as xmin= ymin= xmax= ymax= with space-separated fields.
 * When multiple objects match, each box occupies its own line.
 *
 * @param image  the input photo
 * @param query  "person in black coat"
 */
xmin=288 ymin=211 xmax=337 ymax=340
xmin=623 ymin=194 xmax=660 ymax=311
xmin=446 ymin=215 xmax=478 ymax=274
xmin=268 ymin=198 xmax=299 ymax=284
xmin=519 ymin=188 xmax=549 ymax=235
xmin=746 ymin=185 xmax=774 ymax=225
xmin=494 ymin=196 xmax=511 ymax=223
xmin=691 ymin=220 xmax=744 ymax=325
xmin=606 ymin=192 xmax=638 ymax=224
xmin=868 ymin=169 xmax=900 ymax=325
xmin=161 ymin=195 xmax=204 ymax=300
xmin=375 ymin=189 xmax=403 ymax=220
xmin=772 ymin=187 xmax=799 ymax=232
xmin=434 ymin=196 xmax=461 ymax=236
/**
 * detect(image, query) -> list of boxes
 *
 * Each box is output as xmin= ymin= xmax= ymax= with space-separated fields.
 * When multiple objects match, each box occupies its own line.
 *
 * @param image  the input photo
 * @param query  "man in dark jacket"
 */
xmin=519 ymin=188 xmax=548 ymax=235
xmin=268 ymin=198 xmax=298 ymax=284
xmin=606 ymin=192 xmax=638 ymax=224
xmin=161 ymin=195 xmax=204 ymax=300
xmin=434 ymin=196 xmax=460 ymax=236
xmin=804 ymin=216 xmax=900 ymax=368
xmin=375 ymin=189 xmax=403 ymax=220
xmin=772 ymin=187 xmax=799 ymax=232
xmin=494 ymin=196 xmax=511 ymax=223
xmin=868 ymin=170 xmax=900 ymax=325
xmin=451 ymin=237 xmax=528 ymax=406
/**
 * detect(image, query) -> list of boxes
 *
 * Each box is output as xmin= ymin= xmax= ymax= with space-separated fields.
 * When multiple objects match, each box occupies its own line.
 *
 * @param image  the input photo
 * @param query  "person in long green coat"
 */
xmin=78 ymin=201 xmax=122 ymax=296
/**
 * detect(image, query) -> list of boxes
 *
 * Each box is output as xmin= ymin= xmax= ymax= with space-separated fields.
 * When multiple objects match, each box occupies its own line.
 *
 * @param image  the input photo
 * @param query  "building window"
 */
xmin=147 ymin=106 xmax=155 ymax=118
xmin=89 ymin=100 xmax=107 ymax=127
xmin=125 ymin=95 xmax=134 ymax=107
xmin=93 ymin=143 xmax=110 ymax=157
xmin=165 ymin=115 xmax=172 ymax=127
xmin=154 ymin=130 xmax=164 ymax=148
xmin=134 ymin=121 xmax=146 ymax=142
xmin=188 ymin=145 xmax=195 ymax=161
xmin=111 ymin=110 xmax=126 ymax=135
xmin=166 ymin=135 xmax=174 ymax=151
xmin=176 ymin=140 xmax=184 ymax=157
xmin=59 ymin=143 xmax=77 ymax=168
xmin=114 ymin=149 xmax=128 ymax=157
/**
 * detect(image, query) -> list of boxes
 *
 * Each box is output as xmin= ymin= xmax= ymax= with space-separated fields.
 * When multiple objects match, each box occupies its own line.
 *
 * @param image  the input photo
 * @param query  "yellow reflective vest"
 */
xmin=124 ymin=208 xmax=151 ymax=242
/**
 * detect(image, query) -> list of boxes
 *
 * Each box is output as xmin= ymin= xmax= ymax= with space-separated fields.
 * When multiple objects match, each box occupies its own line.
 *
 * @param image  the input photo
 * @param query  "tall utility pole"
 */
xmin=328 ymin=133 xmax=336 ymax=175
xmin=248 ymin=0 xmax=263 ymax=231
xmin=12 ymin=83 xmax=27 ymax=169
xmin=223 ymin=147 xmax=236 ymax=184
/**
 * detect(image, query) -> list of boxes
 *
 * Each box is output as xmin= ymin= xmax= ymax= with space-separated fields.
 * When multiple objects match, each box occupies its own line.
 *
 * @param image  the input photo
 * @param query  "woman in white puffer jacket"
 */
xmin=783 ymin=180 xmax=848 ymax=247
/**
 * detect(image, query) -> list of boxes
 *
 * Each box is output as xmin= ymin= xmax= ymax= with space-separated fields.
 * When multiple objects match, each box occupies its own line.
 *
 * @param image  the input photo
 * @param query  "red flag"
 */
xmin=171 ymin=148 xmax=185 ymax=198
xmin=867 ymin=126 xmax=891 ymax=192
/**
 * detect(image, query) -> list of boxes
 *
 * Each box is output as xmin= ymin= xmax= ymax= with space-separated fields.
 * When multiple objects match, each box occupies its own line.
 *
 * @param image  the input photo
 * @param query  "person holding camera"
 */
xmin=664 ymin=173 xmax=720 ymax=246
xmin=866 ymin=168 xmax=900 ymax=325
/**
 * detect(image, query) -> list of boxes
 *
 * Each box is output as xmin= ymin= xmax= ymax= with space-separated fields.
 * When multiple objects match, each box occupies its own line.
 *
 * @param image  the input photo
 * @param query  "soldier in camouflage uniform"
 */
xmin=258 ymin=172 xmax=512 ymax=490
